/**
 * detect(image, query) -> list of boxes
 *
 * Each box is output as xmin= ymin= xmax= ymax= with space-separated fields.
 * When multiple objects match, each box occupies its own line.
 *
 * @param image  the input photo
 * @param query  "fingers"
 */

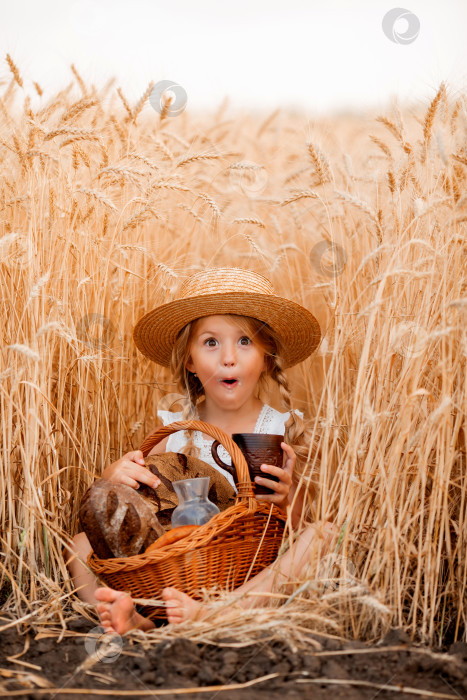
xmin=281 ymin=442 xmax=296 ymax=471
xmin=110 ymin=462 xmax=161 ymax=490
xmin=259 ymin=464 xmax=291 ymax=482
xmin=254 ymin=449 xmax=295 ymax=509
xmin=127 ymin=450 xmax=145 ymax=466
xmin=255 ymin=491 xmax=288 ymax=508
xmin=130 ymin=464 xmax=161 ymax=490
xmin=256 ymin=463 xmax=291 ymax=493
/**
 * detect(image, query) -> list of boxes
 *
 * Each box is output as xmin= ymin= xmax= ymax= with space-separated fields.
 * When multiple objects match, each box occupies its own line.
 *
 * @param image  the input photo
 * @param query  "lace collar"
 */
xmin=193 ymin=403 xmax=272 ymax=443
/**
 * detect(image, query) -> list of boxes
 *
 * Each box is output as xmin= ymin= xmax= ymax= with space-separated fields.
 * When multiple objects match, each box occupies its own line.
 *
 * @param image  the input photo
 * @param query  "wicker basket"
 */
xmin=87 ymin=420 xmax=286 ymax=620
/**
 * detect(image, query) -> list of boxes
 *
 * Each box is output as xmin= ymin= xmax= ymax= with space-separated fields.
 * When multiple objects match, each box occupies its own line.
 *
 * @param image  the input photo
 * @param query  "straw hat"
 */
xmin=132 ymin=267 xmax=321 ymax=369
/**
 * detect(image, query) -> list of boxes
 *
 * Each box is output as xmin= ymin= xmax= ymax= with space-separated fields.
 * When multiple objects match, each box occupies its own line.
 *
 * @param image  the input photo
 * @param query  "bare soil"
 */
xmin=1 ymin=618 xmax=466 ymax=699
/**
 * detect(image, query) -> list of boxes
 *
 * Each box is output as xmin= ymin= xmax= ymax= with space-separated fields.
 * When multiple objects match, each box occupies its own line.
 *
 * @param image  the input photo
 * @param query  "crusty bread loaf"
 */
xmin=79 ymin=479 xmax=165 ymax=559
xmin=137 ymin=451 xmax=236 ymax=519
xmin=79 ymin=452 xmax=235 ymax=559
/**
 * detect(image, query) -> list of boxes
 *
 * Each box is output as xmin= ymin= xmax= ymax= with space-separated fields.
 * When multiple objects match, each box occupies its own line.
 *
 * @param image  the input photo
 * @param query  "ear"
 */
xmin=185 ymin=357 xmax=195 ymax=373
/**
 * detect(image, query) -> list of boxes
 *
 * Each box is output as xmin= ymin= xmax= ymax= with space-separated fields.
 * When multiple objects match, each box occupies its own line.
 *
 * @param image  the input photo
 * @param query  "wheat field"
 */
xmin=0 ymin=57 xmax=466 ymax=646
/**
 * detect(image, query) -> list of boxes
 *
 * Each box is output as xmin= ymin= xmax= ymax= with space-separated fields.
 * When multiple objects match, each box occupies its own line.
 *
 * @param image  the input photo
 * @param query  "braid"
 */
xmin=270 ymin=349 xmax=320 ymax=506
xmin=168 ymin=322 xmax=203 ymax=459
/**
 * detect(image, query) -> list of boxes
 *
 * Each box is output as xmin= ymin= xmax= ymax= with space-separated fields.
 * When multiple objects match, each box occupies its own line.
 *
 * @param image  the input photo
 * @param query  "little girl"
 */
xmin=65 ymin=267 xmax=334 ymax=634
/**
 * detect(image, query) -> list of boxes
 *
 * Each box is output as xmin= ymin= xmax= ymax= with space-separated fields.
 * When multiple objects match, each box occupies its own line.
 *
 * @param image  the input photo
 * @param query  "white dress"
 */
xmin=156 ymin=403 xmax=304 ymax=491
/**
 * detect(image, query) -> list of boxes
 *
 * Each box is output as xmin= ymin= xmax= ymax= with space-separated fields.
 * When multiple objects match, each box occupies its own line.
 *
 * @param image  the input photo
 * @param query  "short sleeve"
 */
xmin=157 ymin=409 xmax=183 ymax=425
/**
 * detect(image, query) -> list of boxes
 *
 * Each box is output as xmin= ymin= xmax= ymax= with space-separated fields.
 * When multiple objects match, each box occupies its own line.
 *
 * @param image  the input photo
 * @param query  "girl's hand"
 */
xmin=254 ymin=441 xmax=295 ymax=513
xmin=101 ymin=450 xmax=161 ymax=490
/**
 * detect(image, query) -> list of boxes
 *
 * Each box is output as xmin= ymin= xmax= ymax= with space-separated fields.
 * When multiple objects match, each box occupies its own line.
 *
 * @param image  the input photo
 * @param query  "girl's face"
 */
xmin=186 ymin=315 xmax=267 ymax=409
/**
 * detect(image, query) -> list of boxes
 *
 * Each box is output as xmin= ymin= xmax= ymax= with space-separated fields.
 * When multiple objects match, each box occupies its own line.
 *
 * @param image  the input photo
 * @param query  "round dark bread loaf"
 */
xmin=78 ymin=452 xmax=235 ymax=559
xmin=79 ymin=479 xmax=165 ymax=559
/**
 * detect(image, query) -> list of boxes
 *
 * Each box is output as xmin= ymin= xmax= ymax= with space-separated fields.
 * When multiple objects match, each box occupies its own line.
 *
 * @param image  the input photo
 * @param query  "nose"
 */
xmin=220 ymin=341 xmax=237 ymax=366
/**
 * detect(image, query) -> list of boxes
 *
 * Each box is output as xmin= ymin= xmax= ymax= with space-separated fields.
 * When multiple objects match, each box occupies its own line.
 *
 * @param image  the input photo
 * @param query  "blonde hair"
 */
xmin=168 ymin=313 xmax=320 ymax=503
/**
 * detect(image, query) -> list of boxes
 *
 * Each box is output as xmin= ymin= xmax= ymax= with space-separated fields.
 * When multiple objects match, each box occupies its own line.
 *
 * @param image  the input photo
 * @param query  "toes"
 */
xmin=165 ymin=602 xmax=184 ymax=616
xmin=102 ymin=623 xmax=118 ymax=634
xmin=167 ymin=613 xmax=184 ymax=624
xmin=95 ymin=587 xmax=126 ymax=603
xmin=162 ymin=587 xmax=179 ymax=599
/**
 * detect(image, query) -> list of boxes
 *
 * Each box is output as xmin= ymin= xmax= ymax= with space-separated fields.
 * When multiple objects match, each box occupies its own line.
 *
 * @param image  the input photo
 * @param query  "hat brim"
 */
xmin=132 ymin=292 xmax=321 ymax=369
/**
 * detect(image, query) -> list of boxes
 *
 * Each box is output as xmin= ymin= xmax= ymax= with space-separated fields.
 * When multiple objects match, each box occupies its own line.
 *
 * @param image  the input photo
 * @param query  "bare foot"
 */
xmin=95 ymin=587 xmax=154 ymax=635
xmin=162 ymin=587 xmax=205 ymax=624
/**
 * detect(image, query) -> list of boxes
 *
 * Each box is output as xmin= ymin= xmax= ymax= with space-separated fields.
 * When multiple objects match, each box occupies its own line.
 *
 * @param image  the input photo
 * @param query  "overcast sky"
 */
xmin=1 ymin=0 xmax=466 ymax=114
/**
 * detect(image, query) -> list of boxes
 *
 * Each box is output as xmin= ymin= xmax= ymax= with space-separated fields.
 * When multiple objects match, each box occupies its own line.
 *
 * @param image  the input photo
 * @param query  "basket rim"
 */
xmin=87 ymin=501 xmax=286 ymax=573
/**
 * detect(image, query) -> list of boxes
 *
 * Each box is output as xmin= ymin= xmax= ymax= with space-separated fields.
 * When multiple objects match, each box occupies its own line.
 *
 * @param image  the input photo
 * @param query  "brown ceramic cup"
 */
xmin=211 ymin=433 xmax=284 ymax=495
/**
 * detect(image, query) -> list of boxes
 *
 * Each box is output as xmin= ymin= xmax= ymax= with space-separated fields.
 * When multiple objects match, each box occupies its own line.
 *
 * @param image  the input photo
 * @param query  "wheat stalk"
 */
xmin=306 ymin=142 xmax=331 ymax=183
xmin=5 ymin=54 xmax=23 ymax=88
xmin=280 ymin=190 xmax=320 ymax=206
xmin=59 ymin=98 xmax=98 ymax=124
xmin=375 ymin=115 xmax=403 ymax=142
xmin=44 ymin=127 xmax=101 ymax=143
xmin=116 ymin=87 xmax=133 ymax=120
xmin=133 ymin=81 xmax=155 ymax=122
xmin=176 ymin=152 xmax=224 ymax=168
xmin=232 ymin=217 xmax=266 ymax=228
xmin=121 ymin=206 xmax=162 ymax=231
xmin=70 ymin=64 xmax=87 ymax=95
xmin=127 ymin=152 xmax=160 ymax=171
xmin=191 ymin=191 xmax=222 ymax=218
xmin=424 ymin=82 xmax=446 ymax=150
xmin=369 ymin=136 xmax=392 ymax=159
xmin=73 ymin=187 xmax=117 ymax=211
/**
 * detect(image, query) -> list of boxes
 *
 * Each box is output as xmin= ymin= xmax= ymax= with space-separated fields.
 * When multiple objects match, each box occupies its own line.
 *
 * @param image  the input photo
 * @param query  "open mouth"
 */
xmin=220 ymin=378 xmax=238 ymax=387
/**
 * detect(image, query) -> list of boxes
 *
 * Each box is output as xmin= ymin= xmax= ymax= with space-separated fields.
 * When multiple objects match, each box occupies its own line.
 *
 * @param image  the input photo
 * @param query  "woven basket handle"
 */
xmin=139 ymin=420 xmax=251 ymax=485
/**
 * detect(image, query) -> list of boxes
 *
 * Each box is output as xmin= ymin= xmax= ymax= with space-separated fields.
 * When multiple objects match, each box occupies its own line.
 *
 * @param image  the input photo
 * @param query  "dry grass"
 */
xmin=0 ymin=59 xmax=466 ymax=647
